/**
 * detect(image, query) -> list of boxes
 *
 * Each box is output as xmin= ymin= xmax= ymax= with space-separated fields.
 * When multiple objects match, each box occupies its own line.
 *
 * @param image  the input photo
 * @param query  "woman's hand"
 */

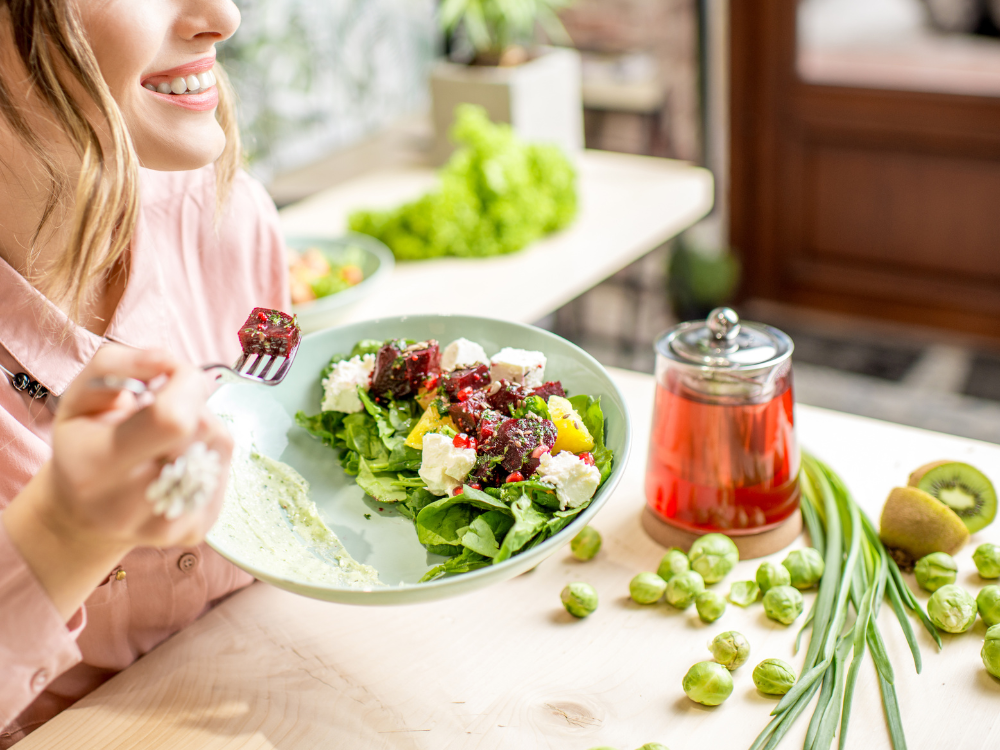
xmin=2 ymin=345 xmax=234 ymax=620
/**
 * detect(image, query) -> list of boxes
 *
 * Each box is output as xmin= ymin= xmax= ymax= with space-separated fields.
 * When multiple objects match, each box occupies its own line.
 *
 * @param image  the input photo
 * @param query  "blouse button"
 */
xmin=178 ymin=553 xmax=198 ymax=574
xmin=30 ymin=668 xmax=49 ymax=692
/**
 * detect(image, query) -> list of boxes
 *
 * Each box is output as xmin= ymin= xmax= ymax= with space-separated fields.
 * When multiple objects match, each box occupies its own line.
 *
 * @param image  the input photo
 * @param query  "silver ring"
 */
xmin=145 ymin=441 xmax=221 ymax=520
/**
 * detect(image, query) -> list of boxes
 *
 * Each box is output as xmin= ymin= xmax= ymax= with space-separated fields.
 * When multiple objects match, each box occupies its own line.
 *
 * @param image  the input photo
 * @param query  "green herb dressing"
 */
xmin=215 ymin=447 xmax=382 ymax=589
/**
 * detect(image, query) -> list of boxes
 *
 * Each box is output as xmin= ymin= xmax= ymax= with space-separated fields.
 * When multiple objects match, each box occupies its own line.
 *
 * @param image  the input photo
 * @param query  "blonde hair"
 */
xmin=0 ymin=0 xmax=241 ymax=324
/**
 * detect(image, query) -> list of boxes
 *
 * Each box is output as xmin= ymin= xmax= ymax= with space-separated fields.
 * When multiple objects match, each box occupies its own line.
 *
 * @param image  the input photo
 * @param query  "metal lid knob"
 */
xmin=707 ymin=307 xmax=741 ymax=344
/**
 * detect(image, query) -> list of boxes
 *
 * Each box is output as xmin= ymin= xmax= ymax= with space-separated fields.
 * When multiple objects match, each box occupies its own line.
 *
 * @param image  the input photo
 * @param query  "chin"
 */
xmin=131 ymin=116 xmax=229 ymax=172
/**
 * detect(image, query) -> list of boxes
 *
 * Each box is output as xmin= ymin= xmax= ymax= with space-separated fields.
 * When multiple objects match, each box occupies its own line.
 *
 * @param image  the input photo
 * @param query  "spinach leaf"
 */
xmin=420 ymin=548 xmax=492 ymax=582
xmin=415 ymin=485 xmax=512 ymax=547
xmin=416 ymin=501 xmax=474 ymax=547
xmin=295 ymin=410 xmax=345 ymax=449
xmin=499 ymin=479 xmax=559 ymax=510
xmin=461 ymin=510 xmax=514 ymax=558
xmin=513 ymin=395 xmax=550 ymax=420
xmin=356 ymin=458 xmax=408 ymax=503
xmin=494 ymin=495 xmax=549 ymax=563
xmin=397 ymin=487 xmax=439 ymax=520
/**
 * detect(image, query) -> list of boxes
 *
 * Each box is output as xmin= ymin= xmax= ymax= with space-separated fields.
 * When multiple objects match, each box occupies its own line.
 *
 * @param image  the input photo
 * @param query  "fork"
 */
xmin=87 ymin=341 xmax=301 ymax=397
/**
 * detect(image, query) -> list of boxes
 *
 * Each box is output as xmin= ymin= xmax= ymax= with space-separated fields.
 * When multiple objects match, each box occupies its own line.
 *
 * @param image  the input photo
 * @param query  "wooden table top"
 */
xmin=278 ymin=150 xmax=715 ymax=327
xmin=20 ymin=368 xmax=1000 ymax=750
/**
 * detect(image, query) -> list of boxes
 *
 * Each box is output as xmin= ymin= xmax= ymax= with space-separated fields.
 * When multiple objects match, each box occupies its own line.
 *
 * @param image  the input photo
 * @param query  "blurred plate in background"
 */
xmin=287 ymin=233 xmax=394 ymax=333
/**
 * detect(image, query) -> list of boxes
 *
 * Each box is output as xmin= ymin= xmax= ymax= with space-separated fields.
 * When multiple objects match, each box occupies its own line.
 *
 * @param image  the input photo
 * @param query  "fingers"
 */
xmin=60 ymin=346 xmax=179 ymax=420
xmin=111 ymin=362 xmax=214 ymax=467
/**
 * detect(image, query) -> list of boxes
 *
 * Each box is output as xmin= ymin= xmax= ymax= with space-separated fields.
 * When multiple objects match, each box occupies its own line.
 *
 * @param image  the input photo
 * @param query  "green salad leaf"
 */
xmin=348 ymin=105 xmax=577 ymax=261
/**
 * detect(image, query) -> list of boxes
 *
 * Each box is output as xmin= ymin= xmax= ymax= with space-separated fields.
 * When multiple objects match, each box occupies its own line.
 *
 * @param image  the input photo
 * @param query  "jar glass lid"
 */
xmin=658 ymin=308 xmax=793 ymax=370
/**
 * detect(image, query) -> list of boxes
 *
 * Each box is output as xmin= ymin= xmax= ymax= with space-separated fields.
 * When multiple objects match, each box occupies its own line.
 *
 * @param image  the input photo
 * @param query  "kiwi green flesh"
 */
xmin=916 ymin=462 xmax=997 ymax=534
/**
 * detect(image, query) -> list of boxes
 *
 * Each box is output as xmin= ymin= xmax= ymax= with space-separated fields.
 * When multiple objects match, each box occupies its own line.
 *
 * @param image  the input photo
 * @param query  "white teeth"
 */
xmin=185 ymin=74 xmax=200 ymax=92
xmin=208 ymin=70 xmax=217 ymax=86
xmin=144 ymin=83 xmax=156 ymax=91
xmin=157 ymin=82 xmax=172 ymax=94
xmin=197 ymin=72 xmax=212 ymax=89
xmin=151 ymin=67 xmax=216 ymax=96
xmin=170 ymin=77 xmax=187 ymax=94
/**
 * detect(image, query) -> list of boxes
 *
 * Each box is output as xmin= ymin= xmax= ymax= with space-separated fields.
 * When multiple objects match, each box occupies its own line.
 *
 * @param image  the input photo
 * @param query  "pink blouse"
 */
xmin=0 ymin=166 xmax=289 ymax=746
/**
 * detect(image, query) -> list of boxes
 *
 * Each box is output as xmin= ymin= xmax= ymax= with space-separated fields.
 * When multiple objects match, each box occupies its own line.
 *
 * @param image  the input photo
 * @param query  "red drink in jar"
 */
xmin=645 ymin=308 xmax=799 ymax=535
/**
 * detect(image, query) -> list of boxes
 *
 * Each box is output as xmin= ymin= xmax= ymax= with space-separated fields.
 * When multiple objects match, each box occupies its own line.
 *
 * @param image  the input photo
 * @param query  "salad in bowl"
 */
xmin=296 ymin=336 xmax=615 ymax=581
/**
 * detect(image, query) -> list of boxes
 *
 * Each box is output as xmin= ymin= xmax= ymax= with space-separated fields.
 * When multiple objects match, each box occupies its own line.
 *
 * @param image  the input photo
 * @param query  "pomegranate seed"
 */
xmin=579 ymin=452 xmax=595 ymax=466
xmin=452 ymin=433 xmax=476 ymax=451
xmin=468 ymin=483 xmax=482 ymax=490
xmin=505 ymin=471 xmax=524 ymax=483
xmin=530 ymin=445 xmax=550 ymax=459
xmin=452 ymin=486 xmax=464 ymax=496
xmin=456 ymin=387 xmax=473 ymax=402
xmin=423 ymin=375 xmax=439 ymax=391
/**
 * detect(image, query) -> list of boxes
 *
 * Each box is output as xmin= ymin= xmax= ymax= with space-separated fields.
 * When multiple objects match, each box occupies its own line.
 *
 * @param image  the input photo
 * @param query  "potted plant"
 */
xmin=430 ymin=0 xmax=584 ymax=164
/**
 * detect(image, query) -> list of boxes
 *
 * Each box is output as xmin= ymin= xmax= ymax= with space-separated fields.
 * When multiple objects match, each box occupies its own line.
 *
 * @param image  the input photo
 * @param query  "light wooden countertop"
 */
xmin=20 ymin=368 xmax=1000 ymax=750
xmin=278 ymin=150 xmax=714 ymax=326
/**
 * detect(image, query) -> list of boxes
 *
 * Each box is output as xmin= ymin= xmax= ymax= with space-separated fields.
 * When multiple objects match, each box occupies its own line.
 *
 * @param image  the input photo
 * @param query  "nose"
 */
xmin=175 ymin=0 xmax=241 ymax=44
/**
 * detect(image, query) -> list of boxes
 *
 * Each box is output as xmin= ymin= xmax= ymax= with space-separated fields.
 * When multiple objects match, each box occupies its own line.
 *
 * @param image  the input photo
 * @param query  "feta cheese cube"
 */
xmin=490 ymin=347 xmax=546 ymax=388
xmin=441 ymin=337 xmax=488 ymax=372
xmin=418 ymin=432 xmax=477 ymax=496
xmin=536 ymin=451 xmax=601 ymax=510
xmin=320 ymin=354 xmax=375 ymax=413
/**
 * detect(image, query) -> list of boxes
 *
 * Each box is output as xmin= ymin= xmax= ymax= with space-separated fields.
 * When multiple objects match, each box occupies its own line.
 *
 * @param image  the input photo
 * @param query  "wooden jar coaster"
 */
xmin=640 ymin=506 xmax=803 ymax=560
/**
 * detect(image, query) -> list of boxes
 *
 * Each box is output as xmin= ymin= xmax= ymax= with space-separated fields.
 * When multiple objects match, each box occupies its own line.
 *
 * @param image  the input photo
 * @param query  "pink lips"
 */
xmin=142 ymin=56 xmax=218 ymax=112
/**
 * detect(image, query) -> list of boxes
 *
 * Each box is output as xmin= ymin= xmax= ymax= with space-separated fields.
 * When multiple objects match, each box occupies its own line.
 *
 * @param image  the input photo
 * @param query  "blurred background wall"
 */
xmin=218 ymin=0 xmax=436 ymax=183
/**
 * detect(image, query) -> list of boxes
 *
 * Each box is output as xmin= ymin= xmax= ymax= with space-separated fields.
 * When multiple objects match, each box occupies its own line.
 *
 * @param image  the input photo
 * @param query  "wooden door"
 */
xmin=729 ymin=0 xmax=1000 ymax=338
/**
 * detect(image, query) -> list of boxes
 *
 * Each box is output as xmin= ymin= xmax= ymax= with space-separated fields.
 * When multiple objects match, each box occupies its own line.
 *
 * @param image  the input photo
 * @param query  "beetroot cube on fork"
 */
xmin=238 ymin=307 xmax=301 ymax=358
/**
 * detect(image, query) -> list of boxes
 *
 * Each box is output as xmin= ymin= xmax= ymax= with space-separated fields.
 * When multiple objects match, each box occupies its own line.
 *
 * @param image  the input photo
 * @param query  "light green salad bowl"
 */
xmin=207 ymin=314 xmax=631 ymax=605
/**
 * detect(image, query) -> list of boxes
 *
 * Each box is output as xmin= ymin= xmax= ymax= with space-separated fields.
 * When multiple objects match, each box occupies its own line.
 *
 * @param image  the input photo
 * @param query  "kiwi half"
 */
xmin=880 ymin=486 xmax=970 ymax=564
xmin=910 ymin=461 xmax=997 ymax=534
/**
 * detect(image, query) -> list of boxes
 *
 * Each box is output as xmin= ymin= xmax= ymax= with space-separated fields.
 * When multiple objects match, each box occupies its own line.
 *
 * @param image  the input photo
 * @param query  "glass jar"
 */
xmin=644 ymin=308 xmax=799 ymax=535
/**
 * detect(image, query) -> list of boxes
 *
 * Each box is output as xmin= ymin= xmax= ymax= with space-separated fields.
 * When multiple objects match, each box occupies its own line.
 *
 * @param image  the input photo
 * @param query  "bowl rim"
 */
xmin=208 ymin=313 xmax=632 ymax=602
xmin=287 ymin=233 xmax=395 ymax=314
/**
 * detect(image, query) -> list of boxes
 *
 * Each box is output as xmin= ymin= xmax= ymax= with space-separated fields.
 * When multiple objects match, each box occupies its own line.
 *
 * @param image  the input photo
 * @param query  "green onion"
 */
xmin=750 ymin=453 xmax=940 ymax=750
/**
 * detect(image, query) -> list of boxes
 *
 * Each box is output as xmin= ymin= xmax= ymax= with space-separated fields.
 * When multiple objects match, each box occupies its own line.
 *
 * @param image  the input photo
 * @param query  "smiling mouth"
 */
xmin=142 ymin=67 xmax=216 ymax=96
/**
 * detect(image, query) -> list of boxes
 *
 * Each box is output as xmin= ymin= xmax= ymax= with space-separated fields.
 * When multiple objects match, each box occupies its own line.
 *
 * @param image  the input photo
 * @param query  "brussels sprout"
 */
xmin=561 ymin=582 xmax=598 ymax=618
xmin=927 ymin=584 xmax=977 ymax=633
xmin=570 ymin=526 xmax=602 ymax=561
xmin=983 ymin=624 xmax=1000 ymax=679
xmin=689 ymin=533 xmax=739 ymax=584
xmin=913 ymin=552 xmax=957 ymax=593
xmin=782 ymin=548 xmax=825 ymax=589
xmin=974 ymin=543 xmax=1000 ymax=579
xmin=695 ymin=590 xmax=727 ymax=623
xmin=656 ymin=548 xmax=690 ymax=582
xmin=666 ymin=570 xmax=705 ymax=609
xmin=636 ymin=745 xmax=670 ymax=750
xmin=682 ymin=661 xmax=734 ymax=706
xmin=762 ymin=585 xmax=804 ymax=625
xmin=752 ymin=658 xmax=797 ymax=695
xmin=978 ymin=585 xmax=1000 ymax=628
xmin=756 ymin=561 xmax=791 ymax=594
xmin=630 ymin=572 xmax=667 ymax=604
xmin=728 ymin=581 xmax=761 ymax=607
xmin=709 ymin=630 xmax=751 ymax=670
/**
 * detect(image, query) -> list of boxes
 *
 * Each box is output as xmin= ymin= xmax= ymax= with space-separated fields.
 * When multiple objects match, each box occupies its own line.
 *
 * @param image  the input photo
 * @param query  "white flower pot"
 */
xmin=430 ymin=46 xmax=584 ymax=164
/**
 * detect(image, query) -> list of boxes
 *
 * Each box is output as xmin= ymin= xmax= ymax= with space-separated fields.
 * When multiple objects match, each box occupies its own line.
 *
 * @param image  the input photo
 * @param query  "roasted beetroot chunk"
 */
xmin=532 ymin=381 xmax=566 ymax=400
xmin=494 ymin=416 xmax=557 ymax=475
xmin=487 ymin=380 xmax=531 ymax=416
xmin=370 ymin=340 xmax=441 ymax=401
xmin=238 ymin=308 xmax=301 ymax=357
xmin=475 ymin=408 xmax=506 ymax=445
xmin=442 ymin=364 xmax=491 ymax=398
xmin=449 ymin=390 xmax=491 ymax=433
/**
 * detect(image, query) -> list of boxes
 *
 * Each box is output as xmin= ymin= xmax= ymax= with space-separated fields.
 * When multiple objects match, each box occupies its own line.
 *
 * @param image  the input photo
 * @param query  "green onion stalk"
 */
xmin=749 ymin=453 xmax=941 ymax=750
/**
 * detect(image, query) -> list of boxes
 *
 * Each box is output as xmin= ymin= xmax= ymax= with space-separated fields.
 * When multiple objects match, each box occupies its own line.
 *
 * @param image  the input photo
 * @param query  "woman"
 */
xmin=0 ymin=0 xmax=288 ymax=744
